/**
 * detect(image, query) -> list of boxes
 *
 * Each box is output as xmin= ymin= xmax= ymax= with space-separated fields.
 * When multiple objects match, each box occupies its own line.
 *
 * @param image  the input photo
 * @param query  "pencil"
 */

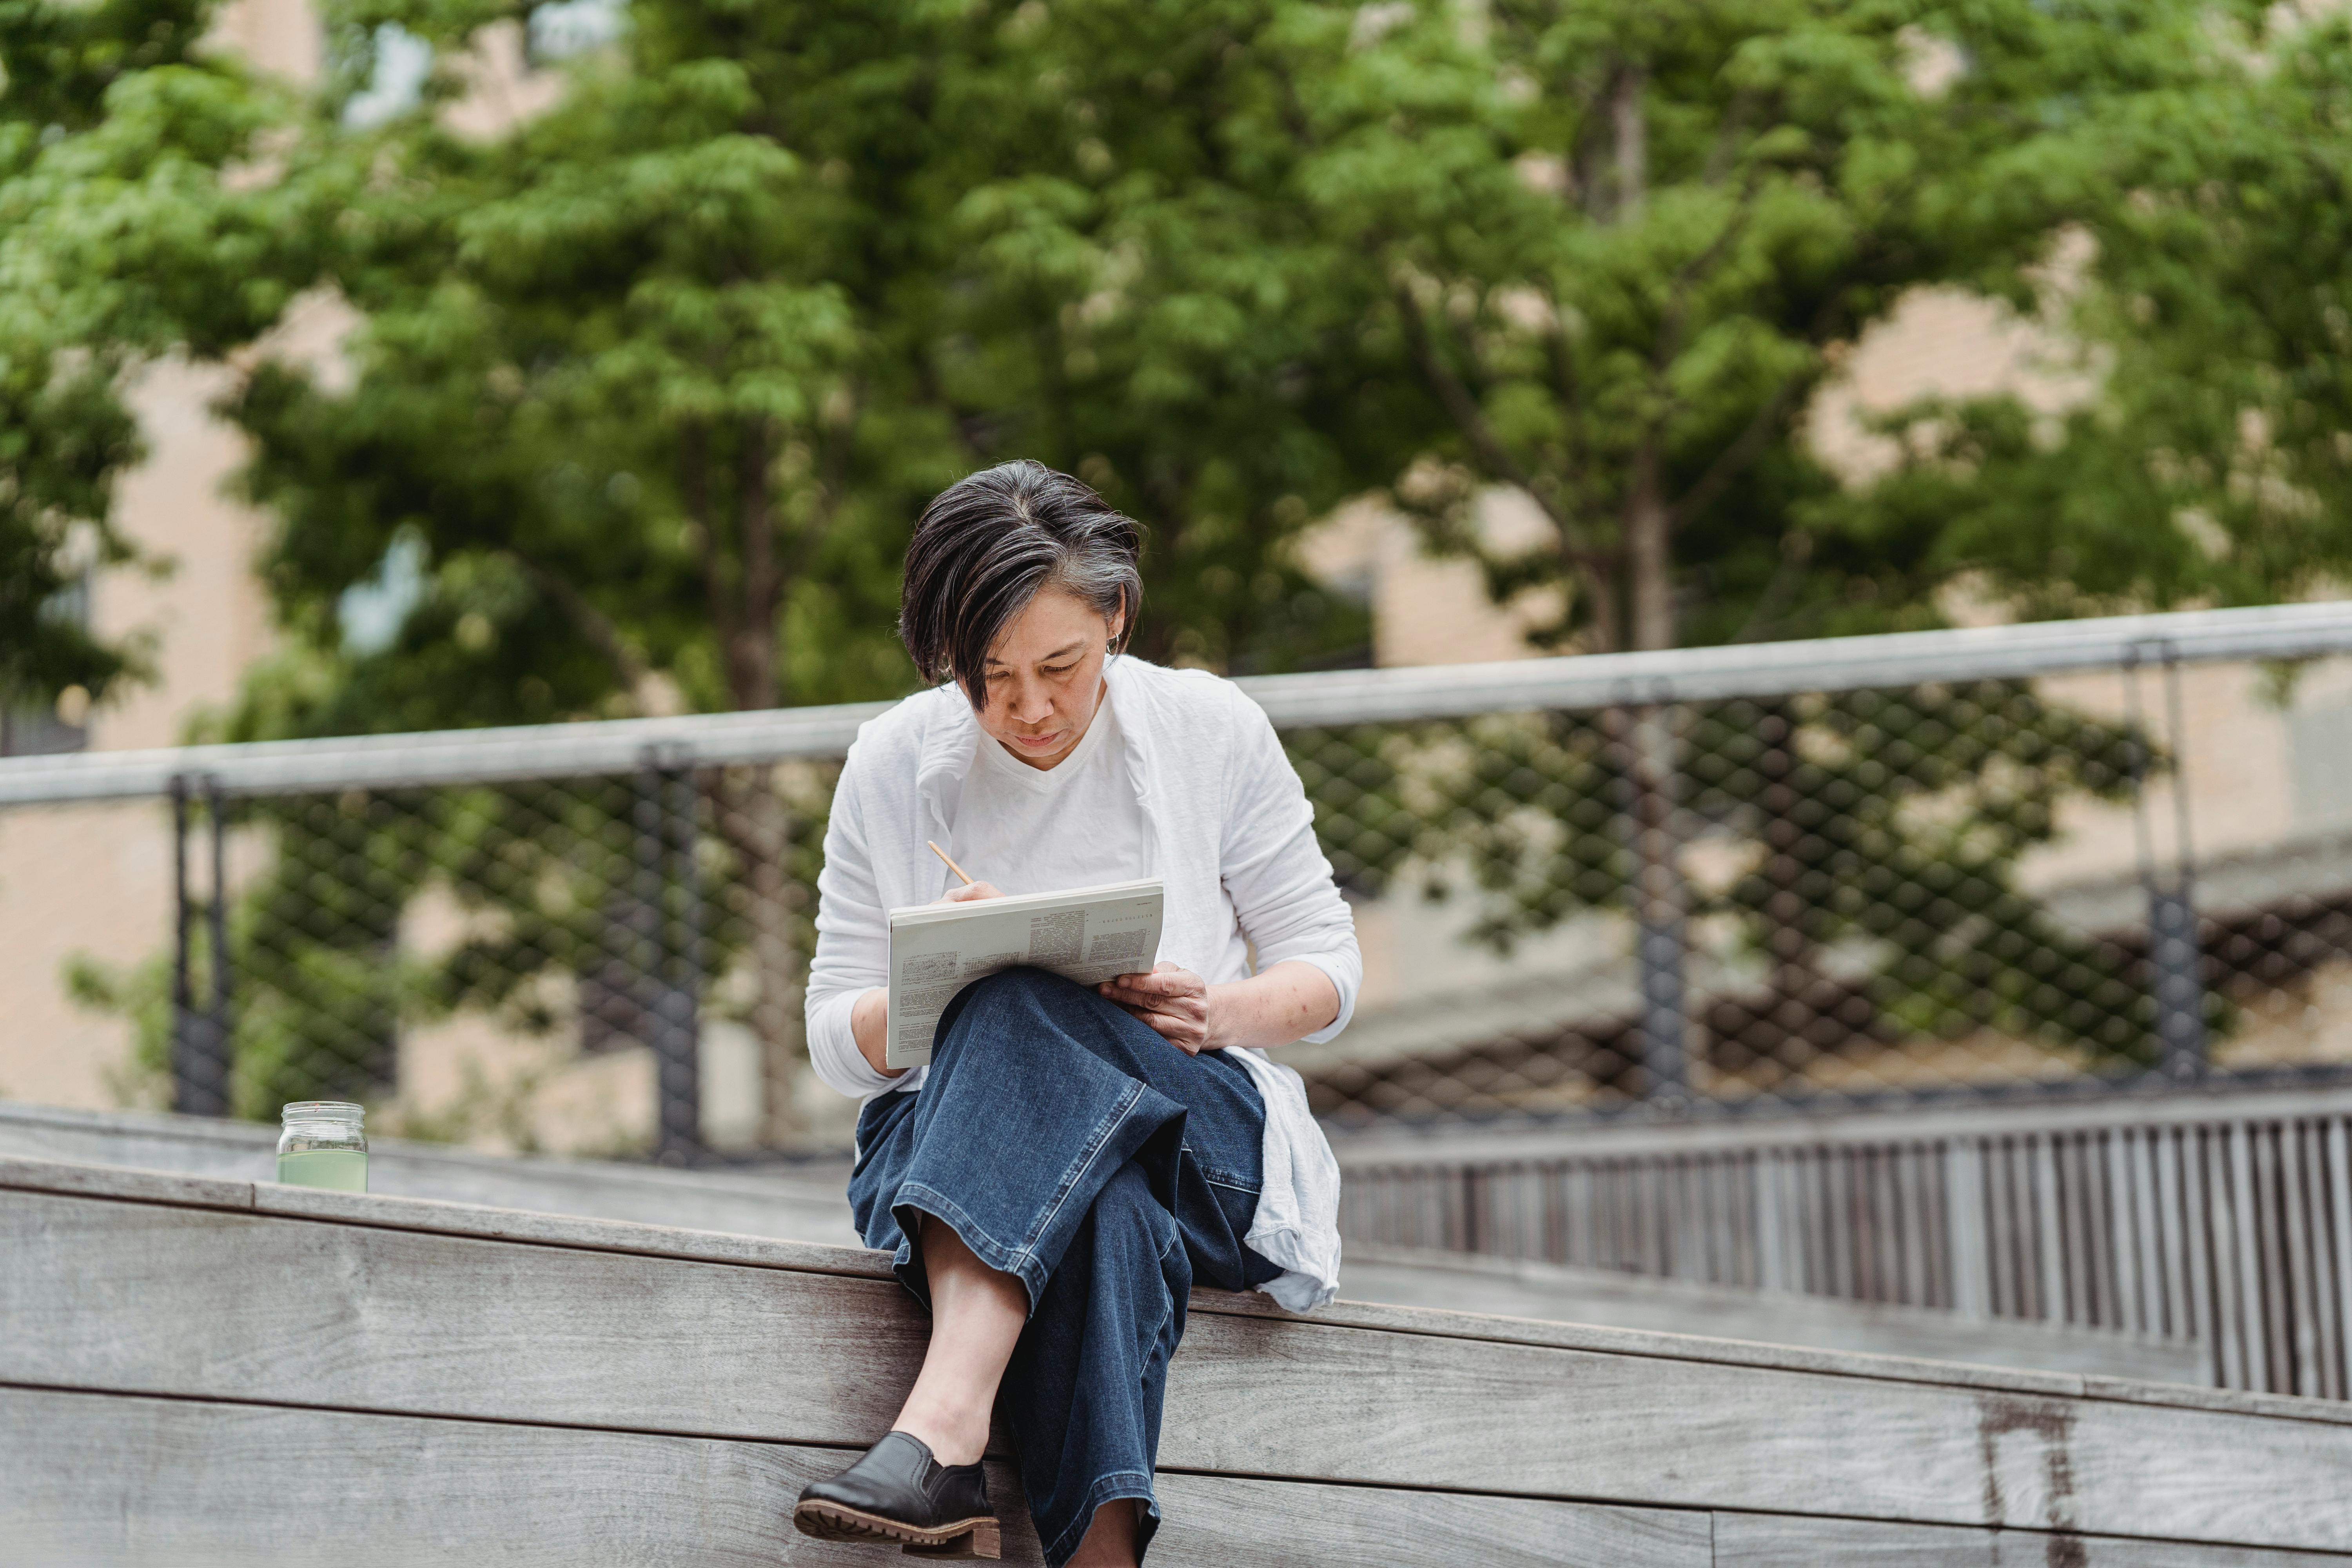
xmin=927 ymin=840 xmax=976 ymax=887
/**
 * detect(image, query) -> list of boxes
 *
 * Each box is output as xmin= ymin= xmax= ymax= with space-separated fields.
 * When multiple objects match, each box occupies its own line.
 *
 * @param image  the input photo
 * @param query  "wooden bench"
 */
xmin=7 ymin=1154 xmax=2350 ymax=1565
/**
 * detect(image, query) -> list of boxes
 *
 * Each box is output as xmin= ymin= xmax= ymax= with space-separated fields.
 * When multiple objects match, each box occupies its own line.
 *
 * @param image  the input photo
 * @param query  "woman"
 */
xmin=791 ymin=460 xmax=1354 ymax=1566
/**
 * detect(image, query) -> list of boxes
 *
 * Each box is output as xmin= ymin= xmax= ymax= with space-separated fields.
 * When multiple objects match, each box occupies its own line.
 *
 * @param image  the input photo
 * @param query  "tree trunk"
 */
xmin=686 ymin=416 xmax=814 ymax=1149
xmin=1621 ymin=430 xmax=1688 ymax=1100
xmin=1626 ymin=445 xmax=1673 ymax=654
xmin=1612 ymin=65 xmax=1648 ymax=221
xmin=732 ymin=425 xmax=813 ymax=1149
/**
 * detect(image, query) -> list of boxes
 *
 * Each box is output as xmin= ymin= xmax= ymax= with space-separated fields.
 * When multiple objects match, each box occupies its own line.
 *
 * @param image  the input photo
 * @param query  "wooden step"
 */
xmin=1343 ymin=1241 xmax=2205 ymax=1384
xmin=7 ymin=1154 xmax=2351 ymax=1564
xmin=0 ymin=1100 xmax=2209 ymax=1384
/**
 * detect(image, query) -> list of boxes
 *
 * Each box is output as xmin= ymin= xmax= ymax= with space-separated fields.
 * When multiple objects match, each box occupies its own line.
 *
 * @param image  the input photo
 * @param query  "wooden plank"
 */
xmin=0 ymin=1152 xmax=256 ymax=1213
xmin=1164 ymin=1311 xmax=2352 ymax=1550
xmin=1994 ymin=1142 xmax=2013 ymax=1326
xmin=1339 ymin=1243 xmax=2204 ymax=1384
xmin=2097 ymin=1132 xmax=2125 ymax=1329
xmin=1947 ymin=1141 xmax=1990 ymax=1319
xmin=0 ymin=1151 xmax=897 ymax=1286
xmin=1149 ymin=1473 xmax=1710 ymax=1568
xmin=2281 ymin=1123 xmax=2323 ymax=1401
xmin=1705 ymin=1155 xmax=1739 ymax=1287
xmin=1628 ymin=1161 xmax=1646 ymax=1279
xmin=0 ymin=1384 xmax=1047 ymax=1567
xmin=1754 ymin=1151 xmax=1788 ymax=1292
xmin=0 ymin=1100 xmax=861 ymax=1246
xmin=1988 ymin=1139 xmax=2020 ymax=1319
xmin=0 ymin=1384 xmax=1728 ymax=1568
xmin=1673 ymin=1156 xmax=1701 ymax=1282
xmin=1712 ymin=1511 xmax=2352 ymax=1566
xmin=1901 ymin=1145 xmax=1933 ymax=1310
xmin=16 ymin=1173 xmax=2352 ymax=1542
xmin=21 ymin=1187 xmax=2352 ymax=1548
xmin=2203 ymin=1127 xmax=2245 ymax=1391
xmin=1858 ymin=1146 xmax=1890 ymax=1304
xmin=2324 ymin=1123 xmax=2343 ymax=1401
xmin=2034 ymin=1133 xmax=2069 ymax=1326
xmin=2155 ymin=1126 xmax=2192 ymax=1349
xmin=2304 ymin=1124 xmax=2344 ymax=1403
xmin=1 ymin=1189 xmax=927 ymax=1448
xmin=1794 ymin=1148 xmax=1824 ymax=1296
xmin=1828 ymin=1145 xmax=1857 ymax=1301
xmin=0 ymin=1156 xmax=2238 ymax=1405
xmin=1774 ymin=1149 xmax=1806 ymax=1296
xmin=2109 ymin=1131 xmax=2142 ymax=1336
xmin=1741 ymin=1152 xmax=1765 ymax=1290
xmin=2230 ymin=1123 xmax=2269 ymax=1390
xmin=2181 ymin=1128 xmax=2220 ymax=1387
xmin=1847 ymin=1148 xmax=1877 ymax=1303
xmin=1639 ymin=1158 xmax=1664 ymax=1278
xmin=2254 ymin=1125 xmax=2297 ymax=1395
xmin=2129 ymin=1128 xmax=2163 ymax=1338
xmin=1567 ymin=1161 xmax=1595 ymax=1269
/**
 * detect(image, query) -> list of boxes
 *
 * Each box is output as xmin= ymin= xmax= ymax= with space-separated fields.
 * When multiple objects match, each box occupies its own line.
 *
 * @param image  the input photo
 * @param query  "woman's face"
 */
xmin=971 ymin=586 xmax=1123 ymax=771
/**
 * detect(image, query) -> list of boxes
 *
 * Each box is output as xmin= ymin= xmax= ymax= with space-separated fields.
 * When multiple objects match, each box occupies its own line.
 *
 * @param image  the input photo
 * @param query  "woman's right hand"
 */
xmin=856 ymin=883 xmax=1004 ymax=1075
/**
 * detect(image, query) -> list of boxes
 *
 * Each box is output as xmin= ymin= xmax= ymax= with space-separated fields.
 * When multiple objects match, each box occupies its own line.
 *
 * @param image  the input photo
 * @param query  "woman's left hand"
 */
xmin=1099 ymin=963 xmax=1216 ymax=1054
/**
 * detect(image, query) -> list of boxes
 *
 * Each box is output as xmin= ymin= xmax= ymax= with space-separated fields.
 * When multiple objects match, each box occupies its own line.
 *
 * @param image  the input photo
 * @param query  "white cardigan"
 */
xmin=805 ymin=656 xmax=1354 ymax=1310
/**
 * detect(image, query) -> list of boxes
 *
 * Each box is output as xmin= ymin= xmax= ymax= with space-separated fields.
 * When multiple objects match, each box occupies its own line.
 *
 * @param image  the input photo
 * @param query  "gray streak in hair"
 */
xmin=898 ymin=460 xmax=1145 ymax=708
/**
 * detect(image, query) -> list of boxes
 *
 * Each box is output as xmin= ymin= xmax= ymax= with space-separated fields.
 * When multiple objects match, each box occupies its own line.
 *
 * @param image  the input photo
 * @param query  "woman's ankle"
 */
xmin=889 ymin=1403 xmax=989 ymax=1467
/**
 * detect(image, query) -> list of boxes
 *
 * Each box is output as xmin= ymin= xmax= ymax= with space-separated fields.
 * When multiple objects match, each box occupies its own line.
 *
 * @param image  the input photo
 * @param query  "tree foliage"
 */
xmin=1274 ymin=0 xmax=2267 ymax=654
xmin=29 ymin=0 xmax=2352 ymax=1120
xmin=1840 ymin=12 xmax=2352 ymax=617
xmin=0 ymin=0 xmax=323 ymax=711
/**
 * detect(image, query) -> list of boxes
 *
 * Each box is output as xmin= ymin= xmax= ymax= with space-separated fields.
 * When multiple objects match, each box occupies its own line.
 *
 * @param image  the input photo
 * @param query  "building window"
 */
xmin=3 ymin=577 xmax=93 ymax=757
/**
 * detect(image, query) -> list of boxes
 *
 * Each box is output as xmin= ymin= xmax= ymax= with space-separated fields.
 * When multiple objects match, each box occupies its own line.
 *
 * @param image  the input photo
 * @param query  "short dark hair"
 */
xmin=899 ymin=460 xmax=1144 ymax=708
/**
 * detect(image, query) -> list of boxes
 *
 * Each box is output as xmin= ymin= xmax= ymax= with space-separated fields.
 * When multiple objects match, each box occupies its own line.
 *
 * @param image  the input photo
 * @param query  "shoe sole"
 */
xmin=791 ymin=1499 xmax=1002 ymax=1559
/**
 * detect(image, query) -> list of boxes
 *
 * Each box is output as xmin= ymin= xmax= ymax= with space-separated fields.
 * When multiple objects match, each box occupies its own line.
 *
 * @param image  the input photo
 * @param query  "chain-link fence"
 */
xmin=64 ymin=749 xmax=844 ymax=1161
xmin=11 ymin=604 xmax=2352 ymax=1161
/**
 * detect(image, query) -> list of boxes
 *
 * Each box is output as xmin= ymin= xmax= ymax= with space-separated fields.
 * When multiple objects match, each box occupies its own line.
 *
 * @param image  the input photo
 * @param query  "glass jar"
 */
xmin=276 ymin=1102 xmax=368 ymax=1192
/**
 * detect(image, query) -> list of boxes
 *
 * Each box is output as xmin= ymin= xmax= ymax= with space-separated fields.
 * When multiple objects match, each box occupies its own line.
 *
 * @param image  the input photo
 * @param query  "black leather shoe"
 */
xmin=793 ymin=1431 xmax=1000 ymax=1559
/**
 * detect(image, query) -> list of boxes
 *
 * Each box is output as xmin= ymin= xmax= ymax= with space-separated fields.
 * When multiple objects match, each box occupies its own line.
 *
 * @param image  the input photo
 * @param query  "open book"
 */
xmin=886 ymin=877 xmax=1165 ymax=1068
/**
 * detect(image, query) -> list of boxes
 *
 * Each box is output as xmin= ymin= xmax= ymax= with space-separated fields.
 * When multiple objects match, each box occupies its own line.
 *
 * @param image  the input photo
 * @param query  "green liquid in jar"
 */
xmin=277 ymin=1149 xmax=368 ymax=1192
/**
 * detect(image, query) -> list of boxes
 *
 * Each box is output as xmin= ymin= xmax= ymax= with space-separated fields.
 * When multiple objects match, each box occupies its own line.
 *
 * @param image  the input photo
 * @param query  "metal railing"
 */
xmin=1336 ymin=1085 xmax=2352 ymax=1397
xmin=12 ymin=602 xmax=2352 ymax=1161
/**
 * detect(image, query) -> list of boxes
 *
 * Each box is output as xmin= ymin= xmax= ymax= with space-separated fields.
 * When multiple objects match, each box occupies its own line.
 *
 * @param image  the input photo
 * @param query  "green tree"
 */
xmin=1290 ymin=0 xmax=2254 ymax=653
xmin=0 ymin=0 xmax=276 ymax=720
xmin=205 ymin=0 xmax=1397 ymax=1138
xmin=1268 ymin=0 xmax=2257 ymax=1085
xmin=1835 ymin=12 xmax=2352 ymax=617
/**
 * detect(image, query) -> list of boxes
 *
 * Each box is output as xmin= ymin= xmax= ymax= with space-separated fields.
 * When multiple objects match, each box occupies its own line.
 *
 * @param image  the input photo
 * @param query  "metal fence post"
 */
xmin=662 ymin=762 xmax=704 ymax=1166
xmin=205 ymin=776 xmax=231 ymax=1088
xmin=2128 ymin=649 xmax=2207 ymax=1081
xmin=1612 ymin=698 xmax=1690 ymax=1108
xmin=169 ymin=774 xmax=230 ymax=1117
xmin=636 ymin=753 xmax=702 ymax=1166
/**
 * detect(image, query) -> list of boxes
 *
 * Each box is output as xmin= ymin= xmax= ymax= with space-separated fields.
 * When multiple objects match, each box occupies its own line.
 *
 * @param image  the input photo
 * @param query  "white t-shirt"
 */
xmin=944 ymin=694 xmax=1149 ymax=898
xmin=882 ymin=694 xmax=1151 ymax=1101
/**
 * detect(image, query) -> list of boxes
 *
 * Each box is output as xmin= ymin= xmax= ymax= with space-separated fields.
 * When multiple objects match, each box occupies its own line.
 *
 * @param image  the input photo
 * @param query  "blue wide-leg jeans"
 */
xmin=848 ymin=966 xmax=1279 ymax=1567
